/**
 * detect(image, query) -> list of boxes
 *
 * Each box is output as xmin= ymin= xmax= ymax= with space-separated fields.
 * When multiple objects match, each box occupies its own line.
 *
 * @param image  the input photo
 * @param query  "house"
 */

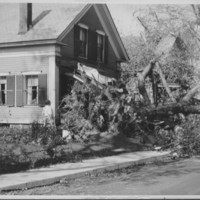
xmin=0 ymin=3 xmax=129 ymax=124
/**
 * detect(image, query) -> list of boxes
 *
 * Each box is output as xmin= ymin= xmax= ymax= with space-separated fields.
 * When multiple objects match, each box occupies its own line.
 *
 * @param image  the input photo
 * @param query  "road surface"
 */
xmin=2 ymin=156 xmax=200 ymax=195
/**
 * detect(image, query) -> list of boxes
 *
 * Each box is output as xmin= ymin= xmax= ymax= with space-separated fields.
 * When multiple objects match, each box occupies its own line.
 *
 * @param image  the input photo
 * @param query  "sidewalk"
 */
xmin=0 ymin=151 xmax=170 ymax=192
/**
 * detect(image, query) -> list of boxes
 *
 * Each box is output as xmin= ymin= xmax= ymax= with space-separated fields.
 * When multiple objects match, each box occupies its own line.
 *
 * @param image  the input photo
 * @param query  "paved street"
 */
xmin=0 ymin=151 xmax=169 ymax=192
xmin=2 ymin=156 xmax=200 ymax=195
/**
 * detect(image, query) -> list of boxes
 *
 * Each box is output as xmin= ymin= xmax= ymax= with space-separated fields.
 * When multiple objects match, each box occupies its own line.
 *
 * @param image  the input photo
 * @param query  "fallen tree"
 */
xmin=137 ymin=59 xmax=200 ymax=119
xmin=59 ymin=4 xmax=200 ymax=156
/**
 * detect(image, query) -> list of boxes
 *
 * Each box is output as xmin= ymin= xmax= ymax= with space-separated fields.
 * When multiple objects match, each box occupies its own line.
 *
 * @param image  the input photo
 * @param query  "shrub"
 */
xmin=176 ymin=115 xmax=200 ymax=156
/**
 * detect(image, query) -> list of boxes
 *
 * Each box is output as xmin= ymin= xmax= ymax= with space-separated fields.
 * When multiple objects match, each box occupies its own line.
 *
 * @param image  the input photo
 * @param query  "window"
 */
xmin=0 ymin=74 xmax=47 ymax=107
xmin=74 ymin=24 xmax=88 ymax=59
xmin=97 ymin=33 xmax=104 ymax=62
xmin=0 ymin=77 xmax=6 ymax=105
xmin=25 ymin=75 xmax=38 ymax=105
xmin=79 ymin=27 xmax=88 ymax=58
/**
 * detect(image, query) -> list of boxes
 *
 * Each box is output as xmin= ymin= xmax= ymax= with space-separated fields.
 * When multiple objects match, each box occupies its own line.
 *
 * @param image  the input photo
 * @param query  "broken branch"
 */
xmin=155 ymin=62 xmax=176 ymax=102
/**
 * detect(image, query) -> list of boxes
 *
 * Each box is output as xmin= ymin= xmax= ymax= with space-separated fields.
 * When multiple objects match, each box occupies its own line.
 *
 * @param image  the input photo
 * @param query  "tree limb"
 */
xmin=155 ymin=62 xmax=176 ymax=102
xmin=137 ymin=61 xmax=155 ymax=105
xmin=137 ymin=17 xmax=149 ymax=33
xmin=191 ymin=4 xmax=199 ymax=19
xmin=182 ymin=85 xmax=200 ymax=102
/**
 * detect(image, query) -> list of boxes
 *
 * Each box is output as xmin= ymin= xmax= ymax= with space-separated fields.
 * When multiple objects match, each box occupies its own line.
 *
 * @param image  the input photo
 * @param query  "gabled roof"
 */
xmin=0 ymin=3 xmax=129 ymax=61
xmin=0 ymin=3 xmax=85 ymax=44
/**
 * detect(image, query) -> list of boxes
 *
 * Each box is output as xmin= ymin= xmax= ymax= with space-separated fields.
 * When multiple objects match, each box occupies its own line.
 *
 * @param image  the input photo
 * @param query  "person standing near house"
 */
xmin=42 ymin=100 xmax=55 ymax=127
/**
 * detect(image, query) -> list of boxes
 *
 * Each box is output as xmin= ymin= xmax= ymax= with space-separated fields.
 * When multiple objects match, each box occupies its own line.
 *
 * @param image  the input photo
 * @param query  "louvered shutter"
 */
xmin=7 ymin=75 xmax=15 ymax=107
xmin=16 ymin=75 xmax=24 ymax=107
xmin=74 ymin=25 xmax=80 ymax=57
xmin=104 ymin=35 xmax=108 ymax=64
xmin=0 ymin=77 xmax=2 ymax=105
xmin=88 ymin=30 xmax=97 ymax=62
xmin=38 ymin=74 xmax=47 ymax=106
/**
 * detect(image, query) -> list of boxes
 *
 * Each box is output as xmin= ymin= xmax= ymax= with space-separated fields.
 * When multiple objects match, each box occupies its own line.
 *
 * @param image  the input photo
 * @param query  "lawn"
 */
xmin=0 ymin=125 xmax=144 ymax=174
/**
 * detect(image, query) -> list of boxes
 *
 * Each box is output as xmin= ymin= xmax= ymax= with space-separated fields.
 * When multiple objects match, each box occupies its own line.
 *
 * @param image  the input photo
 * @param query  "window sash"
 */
xmin=0 ymin=77 xmax=7 ymax=105
xmin=79 ymin=41 xmax=87 ymax=57
xmin=80 ymin=28 xmax=87 ymax=42
xmin=26 ymin=75 xmax=39 ymax=105
xmin=97 ymin=34 xmax=104 ymax=62
xmin=78 ymin=27 xmax=88 ymax=58
xmin=0 ymin=74 xmax=47 ymax=107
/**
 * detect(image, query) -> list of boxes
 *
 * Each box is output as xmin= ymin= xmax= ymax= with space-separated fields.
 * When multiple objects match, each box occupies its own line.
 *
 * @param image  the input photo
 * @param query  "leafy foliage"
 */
xmin=0 ymin=124 xmax=67 ymax=174
xmin=122 ymin=5 xmax=199 ymax=101
xmin=175 ymin=115 xmax=200 ymax=156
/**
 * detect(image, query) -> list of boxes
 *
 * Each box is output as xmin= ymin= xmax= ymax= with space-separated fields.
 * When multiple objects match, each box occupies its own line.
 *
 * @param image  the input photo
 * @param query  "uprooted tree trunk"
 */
xmin=137 ymin=60 xmax=200 ymax=118
xmin=137 ymin=61 xmax=154 ymax=105
xmin=139 ymin=102 xmax=200 ymax=119
xmin=138 ymin=60 xmax=176 ymax=105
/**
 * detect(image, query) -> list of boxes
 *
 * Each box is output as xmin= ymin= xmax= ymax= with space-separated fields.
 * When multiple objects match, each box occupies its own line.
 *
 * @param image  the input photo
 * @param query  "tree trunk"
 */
xmin=137 ymin=61 xmax=155 ymax=105
xmin=138 ymin=84 xmax=200 ymax=119
xmin=139 ymin=103 xmax=200 ymax=119
xmin=137 ymin=58 xmax=200 ymax=118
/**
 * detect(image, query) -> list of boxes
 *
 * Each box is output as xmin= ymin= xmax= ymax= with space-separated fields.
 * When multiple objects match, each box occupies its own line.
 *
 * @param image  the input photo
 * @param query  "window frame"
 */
xmin=25 ymin=75 xmax=39 ymax=106
xmin=0 ymin=76 xmax=7 ymax=106
xmin=0 ymin=72 xmax=47 ymax=107
xmin=96 ymin=30 xmax=105 ymax=63
xmin=78 ymin=23 xmax=88 ymax=59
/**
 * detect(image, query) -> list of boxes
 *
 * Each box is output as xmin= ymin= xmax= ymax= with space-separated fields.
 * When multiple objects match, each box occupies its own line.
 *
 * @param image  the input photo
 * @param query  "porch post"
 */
xmin=48 ymin=56 xmax=59 ymax=117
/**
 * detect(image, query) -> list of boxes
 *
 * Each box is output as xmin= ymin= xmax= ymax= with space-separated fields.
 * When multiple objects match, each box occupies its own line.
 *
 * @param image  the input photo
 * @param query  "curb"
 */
xmin=0 ymin=152 xmax=171 ymax=192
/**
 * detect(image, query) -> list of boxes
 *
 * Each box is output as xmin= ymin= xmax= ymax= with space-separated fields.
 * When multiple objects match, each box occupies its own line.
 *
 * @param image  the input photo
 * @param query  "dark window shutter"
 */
xmin=38 ymin=74 xmax=47 ymax=106
xmin=7 ymin=75 xmax=15 ymax=107
xmin=16 ymin=75 xmax=24 ymax=107
xmin=104 ymin=35 xmax=108 ymax=64
xmin=74 ymin=25 xmax=80 ymax=57
xmin=0 ymin=77 xmax=2 ymax=105
xmin=88 ymin=30 xmax=97 ymax=62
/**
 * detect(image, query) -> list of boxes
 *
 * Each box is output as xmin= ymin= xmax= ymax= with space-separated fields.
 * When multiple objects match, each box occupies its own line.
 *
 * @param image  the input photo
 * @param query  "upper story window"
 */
xmin=97 ymin=33 xmax=105 ymax=62
xmin=74 ymin=24 xmax=88 ymax=59
xmin=79 ymin=27 xmax=88 ymax=58
xmin=74 ymin=25 xmax=108 ymax=63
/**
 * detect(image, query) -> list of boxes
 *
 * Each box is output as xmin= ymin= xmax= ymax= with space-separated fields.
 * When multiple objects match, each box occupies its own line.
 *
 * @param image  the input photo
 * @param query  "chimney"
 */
xmin=18 ymin=3 xmax=32 ymax=34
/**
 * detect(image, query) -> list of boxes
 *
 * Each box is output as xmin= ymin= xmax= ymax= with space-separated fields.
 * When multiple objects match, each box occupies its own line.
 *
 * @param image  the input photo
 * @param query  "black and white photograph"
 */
xmin=0 ymin=0 xmax=200 ymax=198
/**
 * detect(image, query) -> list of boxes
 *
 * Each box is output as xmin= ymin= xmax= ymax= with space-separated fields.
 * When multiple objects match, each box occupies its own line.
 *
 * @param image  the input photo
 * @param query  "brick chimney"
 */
xmin=18 ymin=3 xmax=32 ymax=34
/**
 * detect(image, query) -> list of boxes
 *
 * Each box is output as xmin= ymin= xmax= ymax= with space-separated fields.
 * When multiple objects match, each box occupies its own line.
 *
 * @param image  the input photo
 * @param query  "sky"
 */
xmin=108 ymin=4 xmax=194 ymax=37
xmin=108 ymin=4 xmax=144 ymax=37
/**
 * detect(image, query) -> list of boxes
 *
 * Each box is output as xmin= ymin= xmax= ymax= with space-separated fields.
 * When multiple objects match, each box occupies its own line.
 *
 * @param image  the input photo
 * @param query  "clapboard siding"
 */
xmin=0 ymin=106 xmax=43 ymax=124
xmin=79 ymin=7 xmax=104 ymax=31
xmin=79 ymin=6 xmax=118 ymax=72
xmin=60 ymin=6 xmax=118 ymax=76
xmin=0 ymin=55 xmax=49 ymax=73
xmin=61 ymin=29 xmax=74 ymax=58
xmin=0 ymin=54 xmax=50 ymax=124
xmin=97 ymin=5 xmax=126 ymax=61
